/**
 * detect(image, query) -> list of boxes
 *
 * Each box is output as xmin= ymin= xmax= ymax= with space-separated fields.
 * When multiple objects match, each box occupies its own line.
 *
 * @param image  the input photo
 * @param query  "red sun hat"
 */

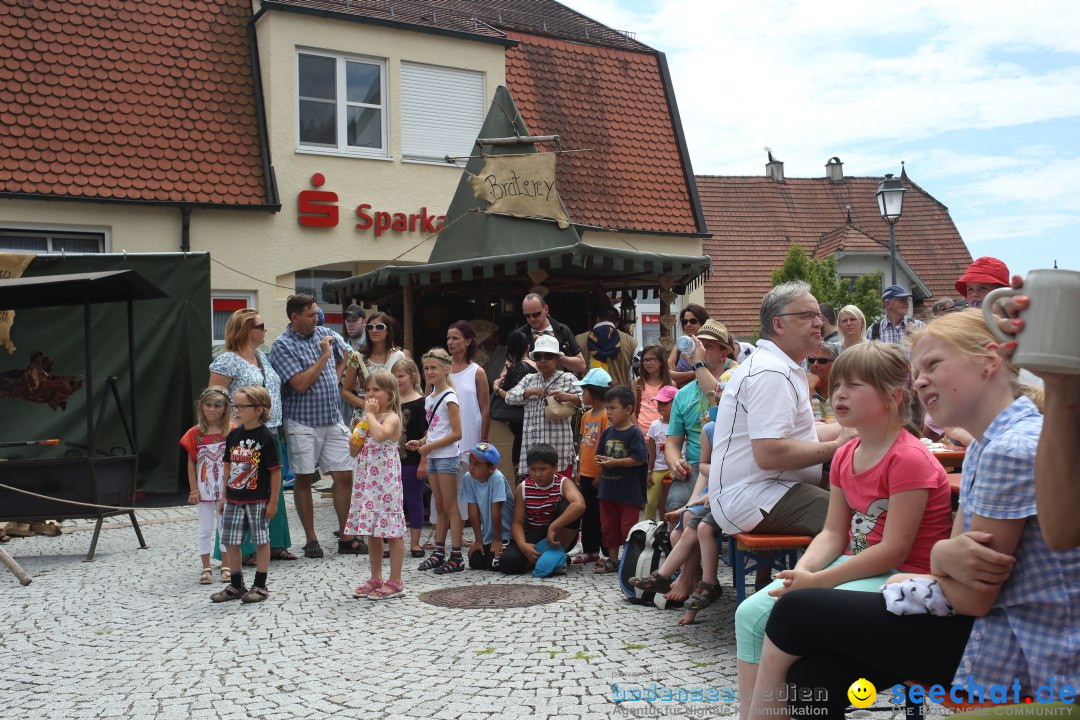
xmin=955 ymin=257 xmax=1010 ymax=297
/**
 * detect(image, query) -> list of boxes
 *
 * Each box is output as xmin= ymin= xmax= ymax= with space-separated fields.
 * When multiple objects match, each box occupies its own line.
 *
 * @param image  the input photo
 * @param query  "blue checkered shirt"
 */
xmin=866 ymin=316 xmax=924 ymax=344
xmin=269 ymin=326 xmax=346 ymax=427
xmin=953 ymin=396 xmax=1080 ymax=691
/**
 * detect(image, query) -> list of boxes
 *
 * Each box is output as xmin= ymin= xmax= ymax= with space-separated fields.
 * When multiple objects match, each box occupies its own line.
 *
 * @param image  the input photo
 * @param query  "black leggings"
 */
xmin=765 ymin=589 xmax=975 ymax=719
xmin=578 ymin=475 xmax=605 ymax=555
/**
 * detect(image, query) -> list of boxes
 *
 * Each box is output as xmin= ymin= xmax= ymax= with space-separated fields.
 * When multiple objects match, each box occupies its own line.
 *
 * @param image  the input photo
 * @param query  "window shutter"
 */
xmin=401 ymin=63 xmax=485 ymax=162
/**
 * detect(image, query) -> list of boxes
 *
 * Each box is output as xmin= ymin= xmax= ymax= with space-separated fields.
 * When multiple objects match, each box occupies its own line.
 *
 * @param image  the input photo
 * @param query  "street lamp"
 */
xmin=876 ymin=172 xmax=906 ymax=285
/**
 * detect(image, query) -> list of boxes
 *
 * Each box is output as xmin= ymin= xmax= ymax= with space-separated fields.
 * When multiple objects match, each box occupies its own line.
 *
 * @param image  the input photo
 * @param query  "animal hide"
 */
xmin=0 ymin=352 xmax=83 ymax=410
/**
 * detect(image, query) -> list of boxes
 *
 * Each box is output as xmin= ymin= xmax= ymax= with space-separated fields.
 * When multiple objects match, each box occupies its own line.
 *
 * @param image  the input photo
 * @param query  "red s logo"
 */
xmin=298 ymin=173 xmax=338 ymax=227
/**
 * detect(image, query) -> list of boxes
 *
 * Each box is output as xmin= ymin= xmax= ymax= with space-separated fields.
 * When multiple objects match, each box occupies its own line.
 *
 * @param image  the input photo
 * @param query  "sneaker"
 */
xmin=303 ymin=540 xmax=324 ymax=559
xmin=210 ymin=585 xmax=246 ymax=603
xmin=241 ymin=586 xmax=269 ymax=604
xmin=417 ymin=553 xmax=445 ymax=571
xmin=433 ymin=555 xmax=465 ymax=574
xmin=369 ymin=579 xmax=405 ymax=600
xmin=352 ymin=578 xmax=383 ymax=599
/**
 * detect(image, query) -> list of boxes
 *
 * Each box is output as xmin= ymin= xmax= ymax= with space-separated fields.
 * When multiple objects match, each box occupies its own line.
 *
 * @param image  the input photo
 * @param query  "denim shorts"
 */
xmin=427 ymin=456 xmax=459 ymax=475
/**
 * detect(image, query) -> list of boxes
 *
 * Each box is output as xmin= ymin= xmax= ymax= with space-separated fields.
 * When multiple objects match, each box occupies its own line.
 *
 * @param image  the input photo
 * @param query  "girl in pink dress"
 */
xmin=345 ymin=370 xmax=406 ymax=600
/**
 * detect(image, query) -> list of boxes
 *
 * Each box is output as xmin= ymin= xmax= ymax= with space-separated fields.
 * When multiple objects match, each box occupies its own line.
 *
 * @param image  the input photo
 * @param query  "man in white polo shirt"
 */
xmin=707 ymin=281 xmax=852 ymax=572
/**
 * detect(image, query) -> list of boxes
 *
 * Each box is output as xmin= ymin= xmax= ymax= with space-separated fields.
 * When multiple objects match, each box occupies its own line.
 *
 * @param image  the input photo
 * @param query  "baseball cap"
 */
xmin=881 ymin=285 xmax=913 ymax=301
xmin=655 ymin=385 xmax=678 ymax=403
xmin=344 ymin=304 xmax=364 ymax=320
xmin=468 ymin=442 xmax=500 ymax=466
xmin=574 ymin=367 xmax=612 ymax=388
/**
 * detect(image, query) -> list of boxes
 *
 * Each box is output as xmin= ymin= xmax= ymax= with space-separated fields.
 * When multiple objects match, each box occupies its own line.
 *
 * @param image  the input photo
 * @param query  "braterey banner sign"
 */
xmin=470 ymin=153 xmax=571 ymax=229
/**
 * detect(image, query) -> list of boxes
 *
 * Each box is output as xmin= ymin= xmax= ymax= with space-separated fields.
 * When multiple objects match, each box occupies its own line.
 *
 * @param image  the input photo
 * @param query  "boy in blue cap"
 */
xmin=461 ymin=442 xmax=515 ymax=570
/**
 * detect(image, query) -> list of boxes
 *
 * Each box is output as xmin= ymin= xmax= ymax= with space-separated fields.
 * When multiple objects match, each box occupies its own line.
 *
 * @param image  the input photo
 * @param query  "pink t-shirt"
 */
xmin=830 ymin=429 xmax=952 ymax=573
xmin=636 ymin=381 xmax=663 ymax=435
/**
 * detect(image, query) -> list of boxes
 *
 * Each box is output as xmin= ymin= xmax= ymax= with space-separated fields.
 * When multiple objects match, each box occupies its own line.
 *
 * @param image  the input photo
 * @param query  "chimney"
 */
xmin=764 ymin=147 xmax=784 ymax=182
xmin=826 ymin=156 xmax=844 ymax=182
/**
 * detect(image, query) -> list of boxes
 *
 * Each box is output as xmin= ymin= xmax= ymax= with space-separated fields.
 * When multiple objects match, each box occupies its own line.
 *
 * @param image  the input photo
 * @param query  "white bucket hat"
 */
xmin=529 ymin=334 xmax=563 ymax=359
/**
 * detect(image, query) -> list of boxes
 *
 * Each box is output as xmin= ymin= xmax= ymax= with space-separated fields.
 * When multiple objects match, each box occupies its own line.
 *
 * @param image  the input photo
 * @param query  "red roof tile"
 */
xmin=697 ymin=171 xmax=973 ymax=336
xmin=504 ymin=30 xmax=700 ymax=234
xmin=0 ymin=0 xmax=269 ymax=206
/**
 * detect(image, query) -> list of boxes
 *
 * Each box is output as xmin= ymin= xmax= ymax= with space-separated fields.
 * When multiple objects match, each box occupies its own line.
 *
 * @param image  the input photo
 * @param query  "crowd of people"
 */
xmin=180 ymin=258 xmax=1079 ymax=717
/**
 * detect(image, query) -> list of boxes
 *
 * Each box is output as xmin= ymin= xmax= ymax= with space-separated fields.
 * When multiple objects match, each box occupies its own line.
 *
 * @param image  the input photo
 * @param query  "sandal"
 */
xmin=241 ymin=586 xmax=269 ymax=604
xmin=210 ymin=585 xmax=246 ymax=603
xmin=368 ymin=579 xmax=405 ymax=600
xmin=571 ymin=552 xmax=600 ymax=565
xmin=628 ymin=571 xmax=672 ymax=592
xmin=270 ymin=548 xmax=298 ymax=561
xmin=685 ymin=581 xmax=723 ymax=610
xmin=410 ymin=548 xmax=426 ymax=558
xmin=594 ymin=558 xmax=619 ymax=574
xmin=433 ymin=556 xmax=465 ymax=574
xmin=417 ymin=553 xmax=445 ymax=571
xmin=302 ymin=540 xmax=324 ymax=559
xmin=199 ymin=568 xmax=213 ymax=585
xmin=337 ymin=538 xmax=368 ymax=555
xmin=242 ymin=553 xmax=257 ymax=567
xmin=220 ymin=566 xmax=231 ymax=584
xmin=352 ymin=578 xmax=383 ymax=599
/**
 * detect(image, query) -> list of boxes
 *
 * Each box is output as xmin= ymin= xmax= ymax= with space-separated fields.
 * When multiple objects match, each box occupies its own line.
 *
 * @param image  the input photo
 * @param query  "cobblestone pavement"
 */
xmin=2 ymin=495 xmax=759 ymax=720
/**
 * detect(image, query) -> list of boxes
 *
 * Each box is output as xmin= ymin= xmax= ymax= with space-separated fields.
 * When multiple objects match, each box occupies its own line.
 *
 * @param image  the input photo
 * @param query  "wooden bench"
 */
xmin=727 ymin=533 xmax=813 ymax=603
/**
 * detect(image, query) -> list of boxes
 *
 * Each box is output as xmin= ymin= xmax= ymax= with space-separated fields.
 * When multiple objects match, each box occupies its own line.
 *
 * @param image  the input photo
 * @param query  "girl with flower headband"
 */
xmin=406 ymin=348 xmax=465 ymax=573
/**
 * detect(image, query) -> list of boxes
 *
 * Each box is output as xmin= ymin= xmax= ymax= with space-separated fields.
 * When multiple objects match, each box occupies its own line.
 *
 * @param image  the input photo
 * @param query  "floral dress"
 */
xmin=344 ymin=422 xmax=405 ymax=539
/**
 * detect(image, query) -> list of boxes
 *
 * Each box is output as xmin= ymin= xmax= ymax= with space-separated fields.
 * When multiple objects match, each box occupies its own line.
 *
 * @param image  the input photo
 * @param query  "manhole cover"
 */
xmin=419 ymin=584 xmax=569 ymax=609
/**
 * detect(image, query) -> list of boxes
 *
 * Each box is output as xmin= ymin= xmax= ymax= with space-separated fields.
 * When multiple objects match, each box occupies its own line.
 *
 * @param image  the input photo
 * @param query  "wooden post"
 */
xmin=403 ymin=285 xmax=415 ymax=356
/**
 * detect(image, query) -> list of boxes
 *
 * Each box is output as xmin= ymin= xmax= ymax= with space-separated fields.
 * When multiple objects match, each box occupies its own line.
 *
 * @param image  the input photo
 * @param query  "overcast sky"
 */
xmin=562 ymin=0 xmax=1080 ymax=281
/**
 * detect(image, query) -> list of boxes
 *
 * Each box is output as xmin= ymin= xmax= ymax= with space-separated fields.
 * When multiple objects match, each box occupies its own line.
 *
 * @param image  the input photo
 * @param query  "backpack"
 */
xmin=618 ymin=520 xmax=683 ymax=609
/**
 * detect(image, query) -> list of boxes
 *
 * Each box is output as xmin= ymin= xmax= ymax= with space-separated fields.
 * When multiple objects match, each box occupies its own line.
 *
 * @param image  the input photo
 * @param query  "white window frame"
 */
xmin=0 ymin=223 xmax=110 ymax=254
xmin=400 ymin=61 xmax=485 ymax=165
xmin=211 ymin=292 xmax=256 ymax=344
xmin=296 ymin=49 xmax=388 ymax=158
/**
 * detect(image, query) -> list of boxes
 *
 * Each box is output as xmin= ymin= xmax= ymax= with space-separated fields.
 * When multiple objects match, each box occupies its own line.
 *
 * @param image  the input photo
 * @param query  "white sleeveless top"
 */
xmin=450 ymin=362 xmax=482 ymax=458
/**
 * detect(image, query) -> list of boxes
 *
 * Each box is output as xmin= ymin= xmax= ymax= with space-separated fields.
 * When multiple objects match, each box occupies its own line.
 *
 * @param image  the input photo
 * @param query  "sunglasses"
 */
xmin=233 ymin=403 xmax=257 ymax=410
xmin=533 ymin=353 xmax=558 ymax=361
xmin=367 ymin=323 xmax=388 ymax=331
xmin=524 ymin=311 xmax=544 ymax=320
xmin=807 ymin=357 xmax=833 ymax=365
xmin=202 ymin=401 xmax=226 ymax=409
xmin=251 ymin=323 xmax=265 ymax=331
xmin=681 ymin=317 xmax=700 ymax=326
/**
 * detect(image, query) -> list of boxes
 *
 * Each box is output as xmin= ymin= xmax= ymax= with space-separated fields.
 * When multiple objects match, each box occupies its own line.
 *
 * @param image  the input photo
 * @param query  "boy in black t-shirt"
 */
xmin=594 ymin=386 xmax=647 ymax=573
xmin=212 ymin=386 xmax=281 ymax=604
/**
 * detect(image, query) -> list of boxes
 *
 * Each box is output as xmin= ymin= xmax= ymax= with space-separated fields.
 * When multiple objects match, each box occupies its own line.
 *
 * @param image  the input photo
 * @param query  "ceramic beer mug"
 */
xmin=983 ymin=268 xmax=1080 ymax=374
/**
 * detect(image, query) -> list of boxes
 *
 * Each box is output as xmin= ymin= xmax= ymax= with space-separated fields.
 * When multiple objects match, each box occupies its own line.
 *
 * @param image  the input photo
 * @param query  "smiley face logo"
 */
xmin=848 ymin=678 xmax=876 ymax=708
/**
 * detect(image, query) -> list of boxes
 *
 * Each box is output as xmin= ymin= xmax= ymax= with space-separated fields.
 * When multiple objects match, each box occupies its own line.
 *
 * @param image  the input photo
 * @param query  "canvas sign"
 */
xmin=470 ymin=152 xmax=571 ymax=229
xmin=0 ymin=253 xmax=36 ymax=353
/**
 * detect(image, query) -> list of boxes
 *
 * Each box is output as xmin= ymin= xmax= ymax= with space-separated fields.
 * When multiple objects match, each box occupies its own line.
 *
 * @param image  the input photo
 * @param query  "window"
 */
xmin=0 ymin=229 xmax=105 ymax=253
xmin=211 ymin=294 xmax=255 ymax=344
xmin=294 ymin=269 xmax=349 ymax=324
xmin=401 ymin=62 xmax=485 ymax=162
xmin=297 ymin=51 xmax=387 ymax=156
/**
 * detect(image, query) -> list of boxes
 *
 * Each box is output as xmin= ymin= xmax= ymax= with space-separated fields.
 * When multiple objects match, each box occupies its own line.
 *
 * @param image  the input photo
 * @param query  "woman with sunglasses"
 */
xmin=341 ymin=311 xmax=408 ymax=426
xmin=669 ymin=304 xmax=710 ymax=387
xmin=209 ymin=308 xmax=296 ymax=562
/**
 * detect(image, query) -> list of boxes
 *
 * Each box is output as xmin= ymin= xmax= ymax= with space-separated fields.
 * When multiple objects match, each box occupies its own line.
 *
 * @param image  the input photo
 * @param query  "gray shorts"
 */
xmin=753 ymin=482 xmax=829 ymax=536
xmin=284 ymin=419 xmax=352 ymax=475
xmin=687 ymin=510 xmax=720 ymax=531
xmin=664 ymin=463 xmax=698 ymax=512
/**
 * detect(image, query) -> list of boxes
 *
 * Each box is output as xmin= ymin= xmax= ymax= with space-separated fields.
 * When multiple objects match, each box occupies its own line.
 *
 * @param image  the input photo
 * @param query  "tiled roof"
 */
xmin=504 ymin=30 xmax=701 ymax=234
xmin=697 ymin=171 xmax=973 ymax=336
xmin=0 ymin=0 xmax=270 ymax=206
xmin=268 ymin=0 xmax=649 ymax=51
xmin=263 ymin=0 xmax=511 ymax=42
